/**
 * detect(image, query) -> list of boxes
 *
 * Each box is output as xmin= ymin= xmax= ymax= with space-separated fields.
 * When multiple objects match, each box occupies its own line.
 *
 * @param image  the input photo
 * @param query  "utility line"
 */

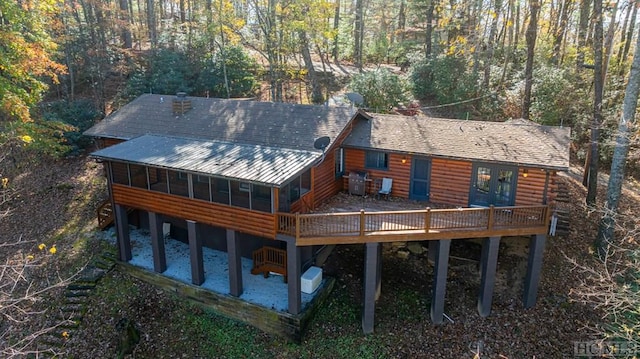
xmin=420 ymin=92 xmax=496 ymax=110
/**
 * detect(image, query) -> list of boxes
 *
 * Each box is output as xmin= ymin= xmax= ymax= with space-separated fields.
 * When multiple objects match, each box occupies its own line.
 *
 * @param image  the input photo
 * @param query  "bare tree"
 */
xmin=354 ymin=0 xmax=364 ymax=71
xmin=0 ymin=238 xmax=78 ymax=358
xmin=522 ymin=0 xmax=540 ymax=120
xmin=595 ymin=23 xmax=640 ymax=251
xmin=576 ymin=0 xmax=591 ymax=71
xmin=568 ymin=214 xmax=640 ymax=346
xmin=586 ymin=0 xmax=604 ymax=206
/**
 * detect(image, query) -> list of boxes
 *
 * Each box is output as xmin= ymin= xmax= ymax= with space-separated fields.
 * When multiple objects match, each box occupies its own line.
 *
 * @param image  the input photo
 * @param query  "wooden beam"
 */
xmin=362 ymin=242 xmax=381 ymax=334
xmin=477 ymin=236 xmax=501 ymax=317
xmin=149 ymin=211 xmax=167 ymax=273
xmin=227 ymin=229 xmax=243 ymax=297
xmin=523 ymin=234 xmax=546 ymax=308
xmin=114 ymin=204 xmax=132 ymax=261
xmin=187 ymin=220 xmax=204 ymax=286
xmin=430 ymin=240 xmax=451 ymax=324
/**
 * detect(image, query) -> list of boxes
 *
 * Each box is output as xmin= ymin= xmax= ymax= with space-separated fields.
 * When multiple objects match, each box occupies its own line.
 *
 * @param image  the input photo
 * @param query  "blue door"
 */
xmin=410 ymin=157 xmax=431 ymax=201
xmin=470 ymin=163 xmax=517 ymax=206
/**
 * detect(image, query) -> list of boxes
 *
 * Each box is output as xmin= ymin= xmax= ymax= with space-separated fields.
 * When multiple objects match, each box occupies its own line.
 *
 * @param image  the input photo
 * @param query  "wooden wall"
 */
xmin=290 ymin=191 xmax=314 ymax=214
xmin=341 ymin=149 xmax=554 ymax=207
xmin=97 ymin=137 xmax=124 ymax=148
xmin=429 ymin=158 xmax=472 ymax=206
xmin=515 ymin=167 xmax=558 ymax=206
xmin=342 ymin=149 xmax=412 ymax=197
xmin=112 ymin=184 xmax=277 ymax=239
xmin=311 ymin=118 xmax=359 ymax=207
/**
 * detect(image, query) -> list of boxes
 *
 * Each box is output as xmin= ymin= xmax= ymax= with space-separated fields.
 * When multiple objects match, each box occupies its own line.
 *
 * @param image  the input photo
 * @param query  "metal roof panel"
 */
xmin=91 ymin=135 xmax=321 ymax=186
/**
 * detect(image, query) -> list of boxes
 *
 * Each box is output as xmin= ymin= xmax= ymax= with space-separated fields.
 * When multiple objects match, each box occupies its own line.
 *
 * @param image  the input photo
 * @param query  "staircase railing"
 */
xmin=251 ymin=247 xmax=287 ymax=283
xmin=97 ymin=200 xmax=114 ymax=230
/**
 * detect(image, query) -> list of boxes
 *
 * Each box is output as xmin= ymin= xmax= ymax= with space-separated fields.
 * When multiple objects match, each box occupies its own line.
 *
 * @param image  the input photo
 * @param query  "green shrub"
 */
xmin=409 ymin=54 xmax=479 ymax=115
xmin=39 ymin=99 xmax=102 ymax=154
xmin=348 ymin=68 xmax=410 ymax=113
xmin=195 ymin=46 xmax=259 ymax=98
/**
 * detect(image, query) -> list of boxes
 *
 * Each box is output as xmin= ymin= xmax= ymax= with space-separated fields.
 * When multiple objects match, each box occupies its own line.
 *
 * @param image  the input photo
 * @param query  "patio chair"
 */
xmin=378 ymin=177 xmax=393 ymax=199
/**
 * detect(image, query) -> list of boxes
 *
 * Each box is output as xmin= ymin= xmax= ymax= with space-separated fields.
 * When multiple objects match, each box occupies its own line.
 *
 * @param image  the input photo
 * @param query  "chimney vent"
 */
xmin=173 ymin=92 xmax=192 ymax=115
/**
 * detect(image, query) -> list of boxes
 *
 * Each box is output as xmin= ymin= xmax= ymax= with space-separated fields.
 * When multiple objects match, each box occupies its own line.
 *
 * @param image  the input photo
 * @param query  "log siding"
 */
xmin=112 ymin=184 xmax=277 ymax=239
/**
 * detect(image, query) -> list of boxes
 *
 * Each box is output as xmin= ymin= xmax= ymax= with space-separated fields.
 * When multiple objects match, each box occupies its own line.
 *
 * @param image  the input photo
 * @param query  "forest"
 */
xmin=2 ymin=0 xmax=639 ymax=166
xmin=1 ymin=0 xmax=640 ymax=357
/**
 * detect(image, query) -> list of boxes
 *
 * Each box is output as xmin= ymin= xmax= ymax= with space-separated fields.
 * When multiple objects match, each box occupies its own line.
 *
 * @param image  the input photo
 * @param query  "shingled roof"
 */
xmin=343 ymin=113 xmax=571 ymax=170
xmin=84 ymin=94 xmax=357 ymax=152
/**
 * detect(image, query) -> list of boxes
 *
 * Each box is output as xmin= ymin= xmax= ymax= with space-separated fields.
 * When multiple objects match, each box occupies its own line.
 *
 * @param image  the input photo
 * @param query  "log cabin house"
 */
xmin=85 ymin=93 xmax=570 ymax=340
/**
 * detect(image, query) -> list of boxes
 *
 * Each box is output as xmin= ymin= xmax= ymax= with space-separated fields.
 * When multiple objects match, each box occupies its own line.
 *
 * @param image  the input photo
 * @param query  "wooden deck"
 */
xmin=277 ymin=205 xmax=551 ymax=245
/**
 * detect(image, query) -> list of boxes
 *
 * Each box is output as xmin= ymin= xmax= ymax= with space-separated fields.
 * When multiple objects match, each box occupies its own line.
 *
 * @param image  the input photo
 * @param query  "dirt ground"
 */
xmin=0 ymin=153 xmax=620 ymax=358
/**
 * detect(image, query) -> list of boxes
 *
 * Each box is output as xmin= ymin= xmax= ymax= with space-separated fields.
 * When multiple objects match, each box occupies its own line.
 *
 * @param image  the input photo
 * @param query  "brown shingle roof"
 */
xmin=84 ymin=94 xmax=357 ymax=152
xmin=343 ymin=113 xmax=571 ymax=170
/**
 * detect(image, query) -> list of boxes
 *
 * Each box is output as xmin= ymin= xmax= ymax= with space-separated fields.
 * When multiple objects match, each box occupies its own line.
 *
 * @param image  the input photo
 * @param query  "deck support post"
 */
xmin=430 ymin=239 xmax=451 ymax=324
xmin=523 ymin=234 xmax=546 ymax=308
xmin=187 ymin=221 xmax=204 ymax=286
xmin=149 ymin=212 xmax=167 ymax=273
xmin=114 ymin=204 xmax=131 ymax=261
xmin=362 ymin=242 xmax=381 ymax=334
xmin=428 ymin=240 xmax=437 ymax=263
xmin=286 ymin=238 xmax=302 ymax=315
xmin=376 ymin=242 xmax=382 ymax=300
xmin=226 ymin=229 xmax=243 ymax=297
xmin=477 ymin=236 xmax=501 ymax=317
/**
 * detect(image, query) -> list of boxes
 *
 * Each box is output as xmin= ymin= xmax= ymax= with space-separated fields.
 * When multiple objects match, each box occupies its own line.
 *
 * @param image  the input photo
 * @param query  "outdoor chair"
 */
xmin=378 ymin=177 xmax=393 ymax=199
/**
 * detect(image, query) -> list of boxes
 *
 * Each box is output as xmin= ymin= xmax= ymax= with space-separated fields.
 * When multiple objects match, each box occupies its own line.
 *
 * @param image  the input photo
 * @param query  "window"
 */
xmin=365 ymin=151 xmax=388 ymax=170
xmin=334 ymin=148 xmax=344 ymax=178
xmin=230 ymin=181 xmax=250 ymax=208
xmin=168 ymin=170 xmax=189 ymax=197
xmin=129 ymin=164 xmax=148 ymax=189
xmin=111 ymin=162 xmax=129 ymax=185
xmin=148 ymin=168 xmax=169 ymax=193
xmin=211 ymin=178 xmax=230 ymax=204
xmin=193 ymin=175 xmax=211 ymax=201
xmin=300 ymin=170 xmax=311 ymax=195
xmin=239 ymin=182 xmax=251 ymax=192
xmin=251 ymin=185 xmax=272 ymax=212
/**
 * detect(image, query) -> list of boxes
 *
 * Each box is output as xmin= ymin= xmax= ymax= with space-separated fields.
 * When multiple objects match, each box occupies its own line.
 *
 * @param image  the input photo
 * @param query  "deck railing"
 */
xmin=277 ymin=205 xmax=550 ymax=245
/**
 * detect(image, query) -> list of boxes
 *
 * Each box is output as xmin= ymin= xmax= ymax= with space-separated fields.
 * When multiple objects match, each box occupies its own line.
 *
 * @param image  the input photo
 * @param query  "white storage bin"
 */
xmin=301 ymin=266 xmax=322 ymax=294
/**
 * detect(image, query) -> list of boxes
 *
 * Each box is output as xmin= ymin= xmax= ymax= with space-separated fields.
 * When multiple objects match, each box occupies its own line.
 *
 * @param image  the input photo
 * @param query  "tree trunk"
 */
xmin=484 ymin=0 xmax=502 ymax=89
xmin=300 ymin=31 xmax=324 ymax=104
xmin=615 ymin=1 xmax=632 ymax=69
xmin=332 ymin=0 xmax=340 ymax=61
xmin=551 ymin=0 xmax=571 ymax=66
xmin=499 ymin=0 xmax=515 ymax=87
xmin=522 ymin=0 xmax=540 ymax=120
xmin=398 ymin=0 xmax=406 ymax=41
xmin=218 ymin=0 xmax=229 ymax=99
xmin=619 ymin=0 xmax=639 ymax=74
xmin=576 ymin=0 xmax=591 ymax=71
xmin=602 ymin=0 xmax=619 ymax=86
xmin=586 ymin=0 xmax=604 ymax=206
xmin=120 ymin=0 xmax=133 ymax=48
xmin=425 ymin=0 xmax=435 ymax=59
xmin=147 ymin=0 xmax=156 ymax=48
xmin=179 ymin=0 xmax=186 ymax=23
xmin=596 ymin=24 xmax=640 ymax=252
xmin=354 ymin=0 xmax=364 ymax=71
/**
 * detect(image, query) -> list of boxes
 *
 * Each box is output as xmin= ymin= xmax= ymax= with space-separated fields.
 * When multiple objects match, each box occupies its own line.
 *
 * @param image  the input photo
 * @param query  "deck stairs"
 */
xmin=552 ymin=179 xmax=570 ymax=237
xmin=97 ymin=200 xmax=133 ymax=230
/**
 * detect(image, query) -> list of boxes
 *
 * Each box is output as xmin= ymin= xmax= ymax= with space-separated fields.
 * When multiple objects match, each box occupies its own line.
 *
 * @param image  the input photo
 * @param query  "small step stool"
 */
xmin=301 ymin=266 xmax=322 ymax=294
